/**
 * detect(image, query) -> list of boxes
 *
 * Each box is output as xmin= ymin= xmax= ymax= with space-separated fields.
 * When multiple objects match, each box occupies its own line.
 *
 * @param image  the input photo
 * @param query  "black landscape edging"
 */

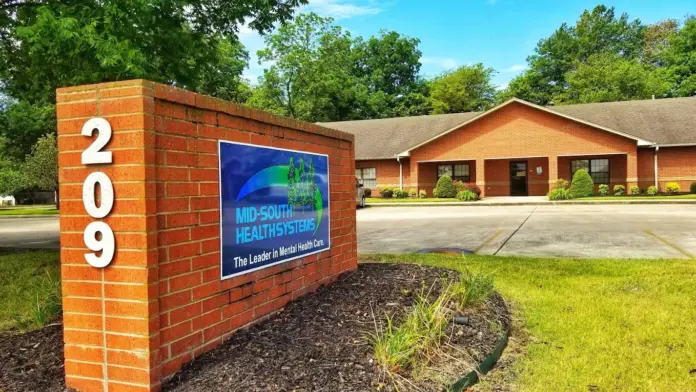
xmin=448 ymin=318 xmax=511 ymax=391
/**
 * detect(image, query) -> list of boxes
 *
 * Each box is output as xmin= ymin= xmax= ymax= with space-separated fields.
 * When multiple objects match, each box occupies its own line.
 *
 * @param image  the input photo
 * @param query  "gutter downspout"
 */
xmin=654 ymin=146 xmax=659 ymax=188
xmin=397 ymin=157 xmax=403 ymax=190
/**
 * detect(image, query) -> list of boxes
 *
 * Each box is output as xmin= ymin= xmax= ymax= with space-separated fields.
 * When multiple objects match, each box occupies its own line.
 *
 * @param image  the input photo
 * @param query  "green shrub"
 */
xmin=555 ymin=178 xmax=570 ymax=190
xmin=463 ymin=182 xmax=481 ymax=197
xmin=408 ymin=189 xmax=417 ymax=198
xmin=613 ymin=185 xmax=626 ymax=196
xmin=419 ymin=189 xmax=427 ymax=199
xmin=393 ymin=189 xmax=408 ymax=198
xmin=434 ymin=175 xmax=456 ymax=198
xmin=363 ymin=188 xmax=372 ymax=197
xmin=379 ymin=187 xmax=393 ymax=198
xmin=630 ymin=185 xmax=640 ymax=195
xmin=665 ymin=182 xmax=681 ymax=195
xmin=690 ymin=182 xmax=696 ymax=194
xmin=453 ymin=180 xmax=465 ymax=193
xmin=569 ymin=169 xmax=594 ymax=198
xmin=598 ymin=184 xmax=609 ymax=196
xmin=456 ymin=190 xmax=478 ymax=201
xmin=548 ymin=188 xmax=573 ymax=200
xmin=432 ymin=188 xmax=439 ymax=198
xmin=647 ymin=186 xmax=658 ymax=196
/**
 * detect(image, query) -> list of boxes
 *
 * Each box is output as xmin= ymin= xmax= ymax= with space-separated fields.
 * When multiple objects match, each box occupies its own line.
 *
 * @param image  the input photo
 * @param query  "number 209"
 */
xmin=81 ymin=118 xmax=115 ymax=268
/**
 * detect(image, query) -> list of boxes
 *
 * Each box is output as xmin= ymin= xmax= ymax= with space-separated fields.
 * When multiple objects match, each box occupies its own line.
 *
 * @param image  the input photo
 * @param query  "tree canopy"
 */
xmin=505 ymin=5 xmax=696 ymax=105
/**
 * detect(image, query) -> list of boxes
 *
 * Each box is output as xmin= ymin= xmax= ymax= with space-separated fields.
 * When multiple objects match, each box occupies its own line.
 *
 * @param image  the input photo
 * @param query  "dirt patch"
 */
xmin=165 ymin=263 xmax=509 ymax=392
xmin=0 ymin=324 xmax=67 ymax=392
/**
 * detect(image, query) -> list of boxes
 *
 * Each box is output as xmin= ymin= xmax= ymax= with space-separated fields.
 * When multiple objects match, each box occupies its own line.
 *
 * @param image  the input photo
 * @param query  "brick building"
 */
xmin=321 ymin=97 xmax=696 ymax=197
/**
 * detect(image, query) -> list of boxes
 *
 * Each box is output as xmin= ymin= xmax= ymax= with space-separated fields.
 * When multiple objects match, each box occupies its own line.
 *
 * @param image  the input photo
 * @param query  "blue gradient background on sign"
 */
xmin=219 ymin=142 xmax=330 ymax=279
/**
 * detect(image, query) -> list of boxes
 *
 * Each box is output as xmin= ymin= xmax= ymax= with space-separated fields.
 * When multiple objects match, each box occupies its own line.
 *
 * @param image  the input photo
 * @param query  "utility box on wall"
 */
xmin=56 ymin=80 xmax=357 ymax=392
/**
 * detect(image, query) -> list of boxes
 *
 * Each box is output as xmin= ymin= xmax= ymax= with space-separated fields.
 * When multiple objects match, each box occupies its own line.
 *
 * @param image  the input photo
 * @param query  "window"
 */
xmin=438 ymin=164 xmax=470 ymax=182
xmin=571 ymin=159 xmax=609 ymax=184
xmin=356 ymin=167 xmax=376 ymax=188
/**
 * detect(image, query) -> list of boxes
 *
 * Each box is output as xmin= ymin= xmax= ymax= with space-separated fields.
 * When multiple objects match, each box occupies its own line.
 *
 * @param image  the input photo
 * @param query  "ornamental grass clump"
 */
xmin=371 ymin=288 xmax=452 ymax=375
xmin=665 ymin=182 xmax=681 ymax=195
xmin=456 ymin=190 xmax=478 ymax=201
xmin=569 ymin=169 xmax=594 ymax=198
xmin=548 ymin=188 xmax=572 ymax=200
xmin=449 ymin=270 xmax=494 ymax=309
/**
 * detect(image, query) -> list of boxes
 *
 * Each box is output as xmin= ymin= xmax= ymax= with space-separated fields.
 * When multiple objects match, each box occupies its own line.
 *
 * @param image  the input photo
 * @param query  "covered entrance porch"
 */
xmin=415 ymin=152 xmax=633 ymax=197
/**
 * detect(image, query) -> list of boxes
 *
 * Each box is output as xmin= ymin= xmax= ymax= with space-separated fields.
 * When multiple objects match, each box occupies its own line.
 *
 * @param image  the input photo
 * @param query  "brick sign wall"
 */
xmin=56 ymin=80 xmax=357 ymax=392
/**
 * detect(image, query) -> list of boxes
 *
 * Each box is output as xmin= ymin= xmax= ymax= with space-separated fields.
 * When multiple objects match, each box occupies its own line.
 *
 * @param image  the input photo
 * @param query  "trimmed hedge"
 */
xmin=435 ymin=175 xmax=456 ymax=198
xmin=379 ymin=187 xmax=393 ymax=198
xmin=364 ymin=188 xmax=372 ymax=197
xmin=569 ymin=169 xmax=594 ymax=198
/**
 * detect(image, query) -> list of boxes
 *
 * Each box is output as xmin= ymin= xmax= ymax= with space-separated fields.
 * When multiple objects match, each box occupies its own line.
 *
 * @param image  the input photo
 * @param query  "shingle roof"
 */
xmin=319 ymin=97 xmax=696 ymax=160
xmin=318 ymin=112 xmax=480 ymax=160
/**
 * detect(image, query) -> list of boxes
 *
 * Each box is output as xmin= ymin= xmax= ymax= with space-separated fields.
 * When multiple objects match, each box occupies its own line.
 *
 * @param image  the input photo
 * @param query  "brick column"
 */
xmin=57 ymin=80 xmax=160 ymax=391
xmin=476 ymin=158 xmax=486 ymax=197
xmin=57 ymin=80 xmax=357 ymax=391
xmin=548 ymin=155 xmax=558 ymax=189
xmin=627 ymin=150 xmax=639 ymax=189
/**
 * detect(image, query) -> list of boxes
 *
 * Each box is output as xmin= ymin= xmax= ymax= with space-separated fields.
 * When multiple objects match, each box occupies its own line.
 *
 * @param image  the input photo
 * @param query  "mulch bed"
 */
xmin=0 ymin=263 xmax=510 ymax=392
xmin=165 ymin=263 xmax=510 ymax=392
xmin=0 ymin=324 xmax=67 ymax=392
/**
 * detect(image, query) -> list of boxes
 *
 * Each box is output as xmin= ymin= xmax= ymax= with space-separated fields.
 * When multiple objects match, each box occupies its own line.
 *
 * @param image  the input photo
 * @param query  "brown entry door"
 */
xmin=510 ymin=161 xmax=528 ymax=196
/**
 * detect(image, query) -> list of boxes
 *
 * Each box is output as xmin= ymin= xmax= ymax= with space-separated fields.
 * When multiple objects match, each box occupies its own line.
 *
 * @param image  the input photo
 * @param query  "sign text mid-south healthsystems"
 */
xmin=219 ymin=141 xmax=330 ymax=279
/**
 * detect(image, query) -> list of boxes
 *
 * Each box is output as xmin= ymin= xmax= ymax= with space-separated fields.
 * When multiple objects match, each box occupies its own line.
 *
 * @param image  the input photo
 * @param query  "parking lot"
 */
xmin=357 ymin=205 xmax=696 ymax=258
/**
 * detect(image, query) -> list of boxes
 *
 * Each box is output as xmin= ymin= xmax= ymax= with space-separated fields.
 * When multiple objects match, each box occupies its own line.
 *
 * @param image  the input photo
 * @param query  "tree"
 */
xmin=505 ymin=5 xmax=643 ymax=105
xmin=662 ymin=17 xmax=696 ymax=96
xmin=0 ymin=165 xmax=28 ymax=197
xmin=0 ymin=101 xmax=56 ymax=161
xmin=0 ymin=0 xmax=306 ymax=105
xmin=429 ymin=64 xmax=496 ymax=113
xmin=24 ymin=133 xmax=58 ymax=203
xmin=641 ymin=19 xmax=679 ymax=66
xmin=557 ymin=53 xmax=673 ymax=104
xmin=248 ymin=13 xmax=432 ymax=121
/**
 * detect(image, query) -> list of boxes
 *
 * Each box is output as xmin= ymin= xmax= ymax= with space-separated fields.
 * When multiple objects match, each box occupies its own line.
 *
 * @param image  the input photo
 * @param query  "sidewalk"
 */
xmin=367 ymin=196 xmax=696 ymax=207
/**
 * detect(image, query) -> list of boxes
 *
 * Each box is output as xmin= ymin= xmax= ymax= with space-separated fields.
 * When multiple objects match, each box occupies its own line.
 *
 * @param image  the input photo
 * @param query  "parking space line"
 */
xmin=474 ymin=230 xmax=504 ymax=253
xmin=493 ymin=206 xmax=538 ymax=255
xmin=642 ymin=229 xmax=695 ymax=259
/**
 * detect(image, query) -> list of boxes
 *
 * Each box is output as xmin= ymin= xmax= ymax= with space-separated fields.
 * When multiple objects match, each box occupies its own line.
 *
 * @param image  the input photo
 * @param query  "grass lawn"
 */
xmin=0 ymin=249 xmax=61 ymax=331
xmin=0 ymin=205 xmax=58 ymax=215
xmin=367 ymin=197 xmax=459 ymax=203
xmin=361 ymin=253 xmax=696 ymax=391
xmin=574 ymin=194 xmax=696 ymax=200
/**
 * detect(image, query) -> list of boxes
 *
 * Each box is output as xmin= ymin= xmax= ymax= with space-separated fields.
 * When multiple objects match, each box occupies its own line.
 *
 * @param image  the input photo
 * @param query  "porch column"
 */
xmin=548 ymin=155 xmax=558 ymax=189
xmin=476 ymin=159 xmax=485 ymax=197
xmin=627 ymin=150 xmax=638 ymax=189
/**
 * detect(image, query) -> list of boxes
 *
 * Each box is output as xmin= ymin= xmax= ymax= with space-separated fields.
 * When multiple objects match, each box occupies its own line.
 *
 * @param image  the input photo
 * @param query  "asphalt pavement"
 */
xmin=357 ymin=204 xmax=696 ymax=259
xmin=0 ymin=216 xmax=60 ymax=249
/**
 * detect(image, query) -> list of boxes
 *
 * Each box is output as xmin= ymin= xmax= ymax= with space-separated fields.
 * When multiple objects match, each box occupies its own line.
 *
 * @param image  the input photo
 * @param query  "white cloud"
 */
xmin=503 ymin=64 xmax=527 ymax=72
xmin=303 ymin=0 xmax=383 ymax=20
xmin=421 ymin=57 xmax=459 ymax=70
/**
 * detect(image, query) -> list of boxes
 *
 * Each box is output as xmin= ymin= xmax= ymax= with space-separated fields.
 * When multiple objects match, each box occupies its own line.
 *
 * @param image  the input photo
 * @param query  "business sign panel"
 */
xmin=219 ymin=141 xmax=331 ymax=279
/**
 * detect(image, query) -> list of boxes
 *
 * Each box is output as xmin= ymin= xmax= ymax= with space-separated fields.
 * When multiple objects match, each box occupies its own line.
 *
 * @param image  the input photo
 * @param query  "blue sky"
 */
xmin=239 ymin=0 xmax=695 ymax=89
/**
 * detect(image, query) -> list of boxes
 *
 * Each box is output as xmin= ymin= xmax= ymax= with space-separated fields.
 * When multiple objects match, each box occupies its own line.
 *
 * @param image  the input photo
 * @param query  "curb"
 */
xmin=367 ymin=200 xmax=696 ymax=207
xmin=0 ymin=214 xmax=59 ymax=219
